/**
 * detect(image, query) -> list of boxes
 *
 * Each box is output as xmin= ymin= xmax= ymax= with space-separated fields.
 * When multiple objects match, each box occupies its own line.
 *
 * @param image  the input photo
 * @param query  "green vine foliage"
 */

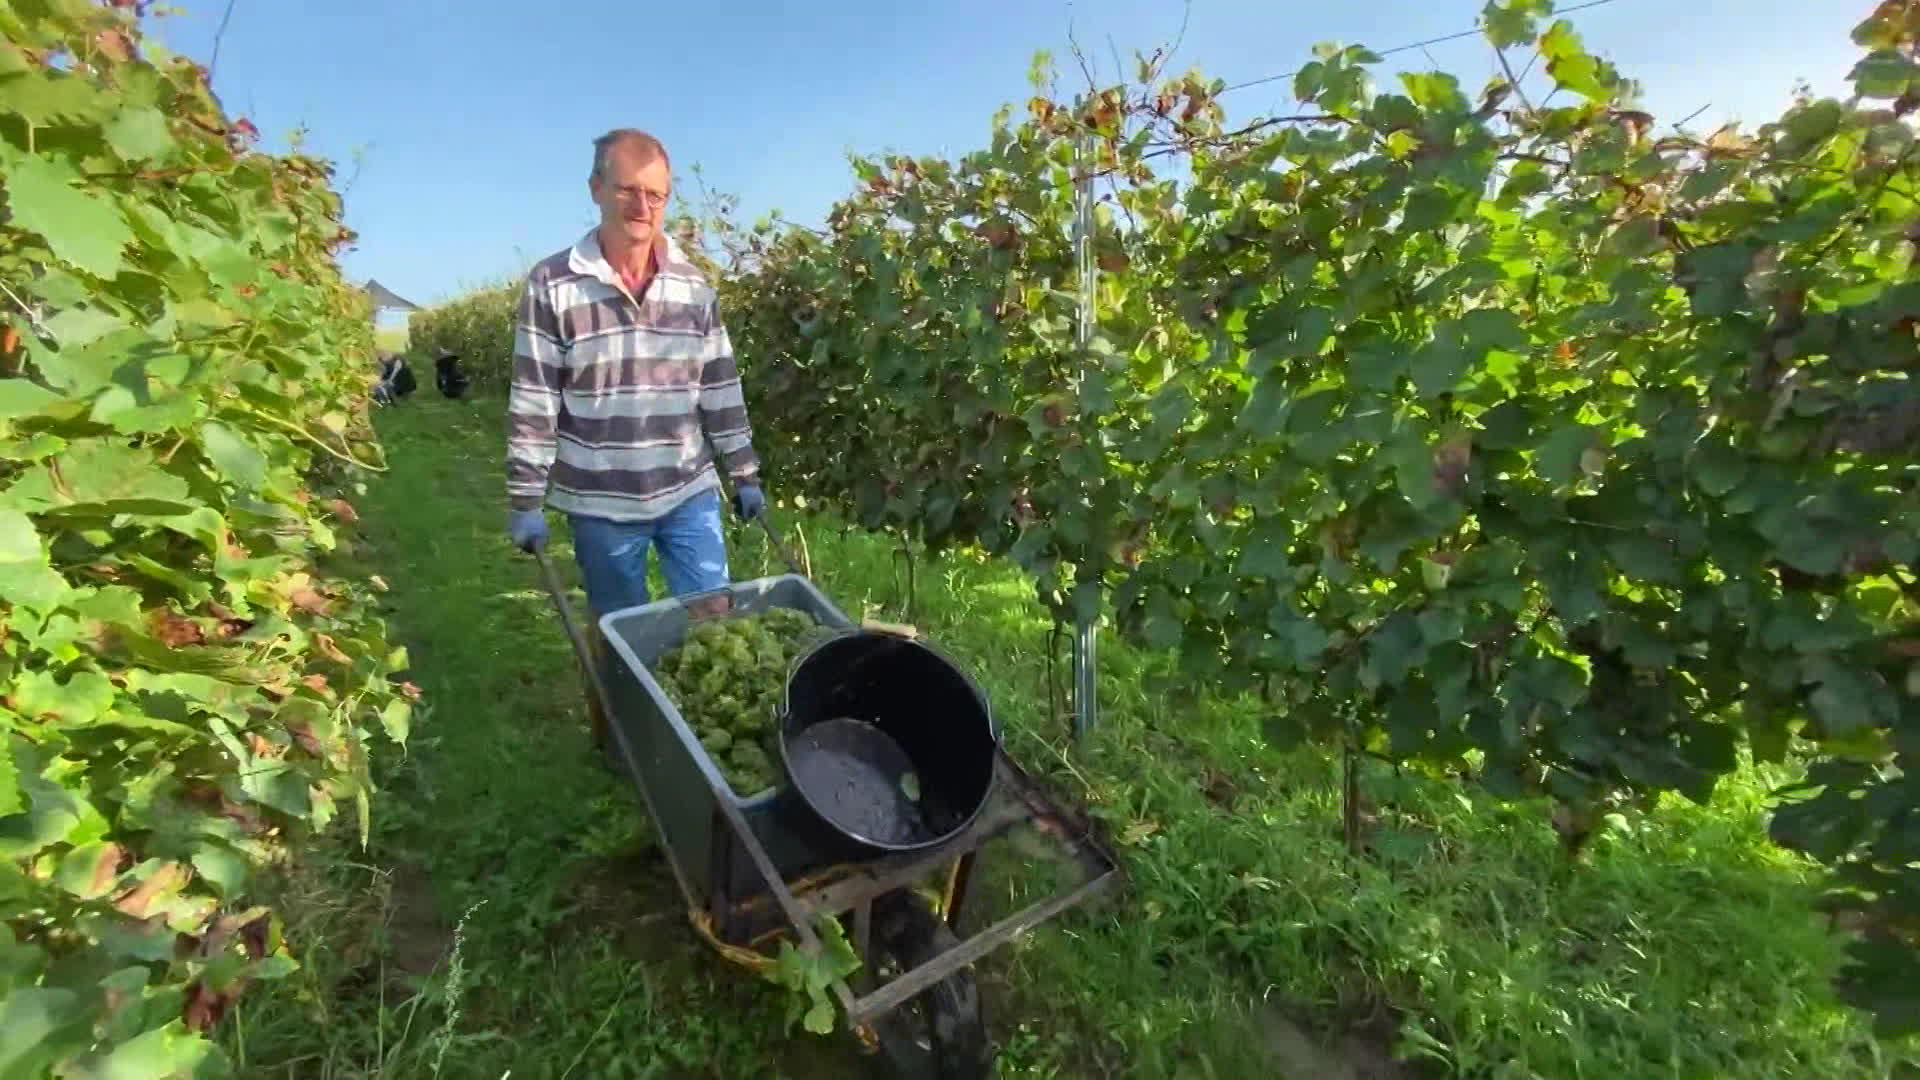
xmin=0 ymin=1 xmax=411 ymax=1073
xmin=698 ymin=1 xmax=1920 ymax=1037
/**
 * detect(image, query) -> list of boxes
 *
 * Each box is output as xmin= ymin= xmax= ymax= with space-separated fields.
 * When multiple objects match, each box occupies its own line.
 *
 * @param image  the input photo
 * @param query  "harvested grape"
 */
xmin=651 ymin=606 xmax=833 ymax=797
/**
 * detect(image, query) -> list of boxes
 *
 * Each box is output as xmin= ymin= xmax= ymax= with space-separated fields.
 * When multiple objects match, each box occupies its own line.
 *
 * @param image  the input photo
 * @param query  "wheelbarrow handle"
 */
xmin=533 ymin=548 xmax=621 ymax=726
xmin=529 ymin=548 xmax=711 ymax=921
xmin=753 ymin=513 xmax=807 ymax=579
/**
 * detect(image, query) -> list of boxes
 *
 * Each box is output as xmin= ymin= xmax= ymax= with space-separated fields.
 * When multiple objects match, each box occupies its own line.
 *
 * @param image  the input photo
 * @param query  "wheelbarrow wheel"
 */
xmin=867 ymin=890 xmax=991 ymax=1080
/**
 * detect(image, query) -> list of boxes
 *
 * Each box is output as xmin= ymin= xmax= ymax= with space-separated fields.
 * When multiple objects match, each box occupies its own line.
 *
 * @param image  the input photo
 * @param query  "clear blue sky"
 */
xmin=140 ymin=1 xmax=1865 ymax=309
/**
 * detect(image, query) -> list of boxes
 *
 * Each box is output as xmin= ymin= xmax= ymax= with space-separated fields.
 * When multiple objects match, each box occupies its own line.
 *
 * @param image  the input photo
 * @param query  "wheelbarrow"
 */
xmin=533 ymin=519 xmax=1122 ymax=1078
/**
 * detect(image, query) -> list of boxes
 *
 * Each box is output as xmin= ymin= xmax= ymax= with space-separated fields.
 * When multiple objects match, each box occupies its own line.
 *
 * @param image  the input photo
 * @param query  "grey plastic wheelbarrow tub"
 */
xmin=595 ymin=574 xmax=868 ymax=912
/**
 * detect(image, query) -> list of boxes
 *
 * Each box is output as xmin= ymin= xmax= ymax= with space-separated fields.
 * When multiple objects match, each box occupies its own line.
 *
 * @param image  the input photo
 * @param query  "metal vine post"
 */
xmin=1070 ymin=130 xmax=1099 ymax=741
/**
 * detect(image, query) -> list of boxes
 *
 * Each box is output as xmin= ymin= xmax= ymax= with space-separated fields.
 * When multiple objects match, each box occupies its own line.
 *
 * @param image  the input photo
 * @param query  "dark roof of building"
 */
xmin=362 ymin=278 xmax=419 ymax=312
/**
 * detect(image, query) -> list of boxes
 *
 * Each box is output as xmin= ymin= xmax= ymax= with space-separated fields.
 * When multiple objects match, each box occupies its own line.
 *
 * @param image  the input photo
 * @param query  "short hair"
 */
xmin=591 ymin=129 xmax=669 ymax=181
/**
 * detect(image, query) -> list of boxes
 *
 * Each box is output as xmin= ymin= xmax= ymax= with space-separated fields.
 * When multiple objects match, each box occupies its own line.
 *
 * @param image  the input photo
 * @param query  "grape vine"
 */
xmin=700 ymin=1 xmax=1920 ymax=1035
xmin=1 ymin=2 xmax=411 ymax=1073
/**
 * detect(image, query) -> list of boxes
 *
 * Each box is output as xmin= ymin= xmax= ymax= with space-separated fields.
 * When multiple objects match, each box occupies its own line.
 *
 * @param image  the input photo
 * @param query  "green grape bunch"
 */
xmin=651 ymin=607 xmax=836 ymax=796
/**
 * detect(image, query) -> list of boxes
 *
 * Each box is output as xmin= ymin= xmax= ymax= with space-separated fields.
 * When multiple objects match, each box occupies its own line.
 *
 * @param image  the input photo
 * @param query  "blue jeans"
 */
xmin=569 ymin=488 xmax=730 ymax=617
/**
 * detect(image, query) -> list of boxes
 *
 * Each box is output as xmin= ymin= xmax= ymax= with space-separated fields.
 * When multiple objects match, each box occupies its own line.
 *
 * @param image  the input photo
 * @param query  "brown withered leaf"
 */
xmin=289 ymin=722 xmax=325 ymax=758
xmin=95 ymin=29 xmax=135 ymax=62
xmin=182 ymin=781 xmax=222 ymax=808
xmin=203 ymin=906 xmax=270 ymax=955
xmin=1432 ymin=436 xmax=1473 ymax=497
xmin=183 ymin=980 xmax=240 ymax=1032
xmin=150 ymin=610 xmax=204 ymax=648
xmin=327 ymin=498 xmax=359 ymax=523
xmin=240 ymin=914 xmax=271 ymax=958
xmin=313 ymin=633 xmax=350 ymax=665
xmin=289 ymin=587 xmax=330 ymax=616
xmin=115 ymin=862 xmax=190 ymax=919
xmin=80 ymin=842 xmax=127 ymax=897
xmin=219 ymin=799 xmax=265 ymax=834
xmin=1614 ymin=109 xmax=1654 ymax=141
xmin=975 ymin=220 xmax=1020 ymax=250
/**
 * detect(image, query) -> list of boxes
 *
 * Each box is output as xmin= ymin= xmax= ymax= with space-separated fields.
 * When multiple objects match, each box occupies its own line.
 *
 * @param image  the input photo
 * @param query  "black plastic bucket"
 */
xmin=779 ymin=630 xmax=998 ymax=853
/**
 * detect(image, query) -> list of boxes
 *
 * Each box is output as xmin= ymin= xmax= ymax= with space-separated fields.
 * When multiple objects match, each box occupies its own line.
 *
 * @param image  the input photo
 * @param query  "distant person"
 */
xmin=503 ymin=129 xmax=766 ymax=745
xmin=435 ymin=348 xmax=470 ymax=399
xmin=372 ymin=352 xmax=416 ymax=405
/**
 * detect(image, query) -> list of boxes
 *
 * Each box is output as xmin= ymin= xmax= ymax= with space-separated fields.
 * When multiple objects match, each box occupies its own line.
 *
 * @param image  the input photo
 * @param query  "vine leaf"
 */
xmin=1540 ymin=21 xmax=1621 ymax=103
xmin=0 ymin=510 xmax=67 ymax=611
xmin=0 ymin=381 xmax=66 ymax=419
xmin=89 ymin=1021 xmax=223 ymax=1078
xmin=0 ymin=743 xmax=19 ymax=818
xmin=0 ymin=149 xmax=133 ymax=280
xmin=1535 ymin=424 xmax=1599 ymax=486
xmin=0 ymin=3 xmax=412 ymax=1069
xmin=12 ymin=670 xmax=115 ymax=727
xmin=42 ymin=306 xmax=126 ymax=349
xmin=1482 ymin=0 xmax=1553 ymax=50
xmin=1851 ymin=51 xmax=1920 ymax=100
xmin=55 ymin=841 xmax=125 ymax=900
xmin=103 ymin=106 xmax=175 ymax=163
xmin=1691 ymin=442 xmax=1746 ymax=497
xmin=8 ymin=443 xmax=193 ymax=516
xmin=189 ymin=842 xmax=249 ymax=898
xmin=198 ymin=423 xmax=268 ymax=492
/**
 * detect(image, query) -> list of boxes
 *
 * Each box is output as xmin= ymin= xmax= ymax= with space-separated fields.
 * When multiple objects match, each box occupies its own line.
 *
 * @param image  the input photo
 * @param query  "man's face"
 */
xmin=589 ymin=141 xmax=671 ymax=251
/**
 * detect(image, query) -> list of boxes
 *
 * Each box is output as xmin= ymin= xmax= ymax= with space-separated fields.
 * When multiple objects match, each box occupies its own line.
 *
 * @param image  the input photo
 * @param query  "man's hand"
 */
xmin=732 ymin=482 xmax=766 ymax=522
xmin=509 ymin=508 xmax=549 ymax=553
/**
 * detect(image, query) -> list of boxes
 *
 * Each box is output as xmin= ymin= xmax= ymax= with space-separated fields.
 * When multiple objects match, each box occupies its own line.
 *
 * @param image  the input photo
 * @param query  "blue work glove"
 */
xmin=732 ymin=482 xmax=766 ymax=522
xmin=508 ymin=508 xmax=549 ymax=553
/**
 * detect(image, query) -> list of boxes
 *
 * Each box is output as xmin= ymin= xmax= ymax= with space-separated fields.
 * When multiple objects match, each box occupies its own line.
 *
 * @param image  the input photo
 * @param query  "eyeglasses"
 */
xmin=610 ymin=185 xmax=669 ymax=209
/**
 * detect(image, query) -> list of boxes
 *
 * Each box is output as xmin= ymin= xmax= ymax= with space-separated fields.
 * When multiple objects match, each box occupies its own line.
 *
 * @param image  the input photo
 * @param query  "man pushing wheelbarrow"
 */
xmin=502 ymin=127 xmax=766 ymax=752
xmin=498 ymin=128 xmax=1123 ymax=1080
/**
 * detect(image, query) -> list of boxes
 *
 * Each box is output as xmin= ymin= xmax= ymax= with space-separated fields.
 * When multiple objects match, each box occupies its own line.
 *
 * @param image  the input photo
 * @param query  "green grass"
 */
xmin=225 ymin=395 xmax=1920 ymax=1079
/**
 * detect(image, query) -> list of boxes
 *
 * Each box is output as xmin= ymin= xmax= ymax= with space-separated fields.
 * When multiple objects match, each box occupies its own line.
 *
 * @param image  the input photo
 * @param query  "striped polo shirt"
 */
xmin=506 ymin=229 xmax=759 ymax=522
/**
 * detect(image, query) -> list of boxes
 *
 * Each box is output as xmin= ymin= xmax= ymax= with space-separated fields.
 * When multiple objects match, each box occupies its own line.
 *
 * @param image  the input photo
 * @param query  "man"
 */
xmin=505 ymin=128 xmax=765 ymax=744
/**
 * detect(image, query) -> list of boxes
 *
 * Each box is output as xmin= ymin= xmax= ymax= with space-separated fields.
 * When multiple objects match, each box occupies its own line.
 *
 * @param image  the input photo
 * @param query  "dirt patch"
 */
xmin=382 ymin=862 xmax=453 ymax=981
xmin=1257 ymin=1001 xmax=1420 ymax=1080
xmin=559 ymin=848 xmax=688 ymax=954
xmin=1201 ymin=765 xmax=1240 ymax=811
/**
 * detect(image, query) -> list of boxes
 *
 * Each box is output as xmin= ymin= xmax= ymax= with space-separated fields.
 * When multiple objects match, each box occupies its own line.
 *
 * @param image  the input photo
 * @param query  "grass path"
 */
xmin=226 ymin=396 xmax=1917 ymax=1079
xmin=229 ymin=397 xmax=861 ymax=1078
